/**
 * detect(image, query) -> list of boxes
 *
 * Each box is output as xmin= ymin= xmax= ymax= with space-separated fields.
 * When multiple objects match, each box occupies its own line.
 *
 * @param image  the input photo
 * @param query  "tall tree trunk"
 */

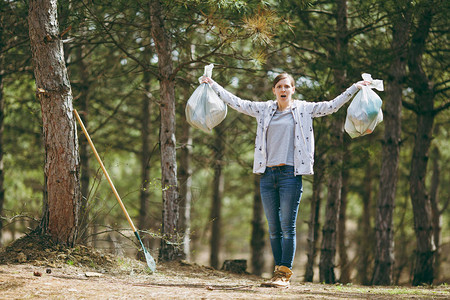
xmin=0 ymin=47 xmax=4 ymax=247
xmin=338 ymin=137 xmax=350 ymax=283
xmin=319 ymin=157 xmax=342 ymax=284
xmin=76 ymin=41 xmax=91 ymax=244
xmin=250 ymin=174 xmax=265 ymax=275
xmin=249 ymin=70 xmax=267 ymax=276
xmin=357 ymin=159 xmax=374 ymax=285
xmin=178 ymin=84 xmax=193 ymax=261
xmin=138 ymin=66 xmax=152 ymax=256
xmin=0 ymin=0 xmax=6 ymax=247
xmin=410 ymin=114 xmax=435 ymax=286
xmin=408 ymin=5 xmax=436 ymax=286
xmin=178 ymin=125 xmax=192 ymax=261
xmin=304 ymin=148 xmax=325 ymax=282
xmin=28 ymin=0 xmax=81 ymax=246
xmin=319 ymin=0 xmax=348 ymax=284
xmin=429 ymin=147 xmax=442 ymax=281
xmin=372 ymin=6 xmax=410 ymax=286
xmin=149 ymin=0 xmax=181 ymax=261
xmin=210 ymin=125 xmax=224 ymax=269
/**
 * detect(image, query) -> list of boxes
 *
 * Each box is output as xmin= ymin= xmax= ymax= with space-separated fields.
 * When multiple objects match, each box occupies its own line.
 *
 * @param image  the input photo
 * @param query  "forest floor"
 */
xmin=0 ymin=233 xmax=449 ymax=299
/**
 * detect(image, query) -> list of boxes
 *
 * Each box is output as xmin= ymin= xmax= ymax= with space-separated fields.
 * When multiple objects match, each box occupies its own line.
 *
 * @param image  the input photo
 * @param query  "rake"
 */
xmin=74 ymin=109 xmax=156 ymax=272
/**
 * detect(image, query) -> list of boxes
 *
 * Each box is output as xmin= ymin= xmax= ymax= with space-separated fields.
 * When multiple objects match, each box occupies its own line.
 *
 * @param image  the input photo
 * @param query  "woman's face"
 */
xmin=272 ymin=78 xmax=295 ymax=102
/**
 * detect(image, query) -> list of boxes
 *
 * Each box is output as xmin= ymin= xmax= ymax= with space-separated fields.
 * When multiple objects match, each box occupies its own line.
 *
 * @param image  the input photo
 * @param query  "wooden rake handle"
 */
xmin=73 ymin=109 xmax=137 ymax=232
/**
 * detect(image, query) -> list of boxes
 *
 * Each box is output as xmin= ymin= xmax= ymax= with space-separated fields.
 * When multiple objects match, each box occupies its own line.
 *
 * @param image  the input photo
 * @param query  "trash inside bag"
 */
xmin=185 ymin=64 xmax=227 ymax=133
xmin=345 ymin=73 xmax=384 ymax=138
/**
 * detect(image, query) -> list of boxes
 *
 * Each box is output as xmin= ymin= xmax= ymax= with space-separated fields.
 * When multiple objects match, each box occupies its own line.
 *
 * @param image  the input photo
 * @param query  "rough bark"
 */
xmin=149 ymin=0 xmax=181 ymax=261
xmin=407 ymin=5 xmax=436 ymax=286
xmin=250 ymin=174 xmax=265 ymax=276
xmin=28 ymin=0 xmax=81 ymax=246
xmin=210 ymin=125 xmax=224 ymax=269
xmin=372 ymin=6 xmax=410 ymax=286
xmin=319 ymin=0 xmax=347 ymax=284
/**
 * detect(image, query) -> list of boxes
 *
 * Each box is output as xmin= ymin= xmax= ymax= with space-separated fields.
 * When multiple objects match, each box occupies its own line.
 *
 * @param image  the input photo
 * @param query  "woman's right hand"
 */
xmin=355 ymin=80 xmax=371 ymax=89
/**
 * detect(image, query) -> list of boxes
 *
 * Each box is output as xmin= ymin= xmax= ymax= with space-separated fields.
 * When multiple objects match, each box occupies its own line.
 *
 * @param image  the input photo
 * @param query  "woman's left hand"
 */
xmin=200 ymin=76 xmax=213 ymax=85
xmin=356 ymin=80 xmax=371 ymax=89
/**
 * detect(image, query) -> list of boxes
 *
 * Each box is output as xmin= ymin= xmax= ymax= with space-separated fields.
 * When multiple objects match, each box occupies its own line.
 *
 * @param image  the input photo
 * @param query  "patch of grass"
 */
xmin=115 ymin=256 xmax=150 ymax=274
xmin=116 ymin=257 xmax=135 ymax=269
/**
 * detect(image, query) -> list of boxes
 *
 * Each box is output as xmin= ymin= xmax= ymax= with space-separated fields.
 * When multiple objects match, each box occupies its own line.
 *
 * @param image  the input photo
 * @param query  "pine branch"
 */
xmin=287 ymin=41 xmax=327 ymax=58
xmin=434 ymin=101 xmax=450 ymax=114
xmin=80 ymin=0 xmax=158 ymax=79
xmin=402 ymin=100 xmax=419 ymax=113
xmin=171 ymin=39 xmax=228 ymax=79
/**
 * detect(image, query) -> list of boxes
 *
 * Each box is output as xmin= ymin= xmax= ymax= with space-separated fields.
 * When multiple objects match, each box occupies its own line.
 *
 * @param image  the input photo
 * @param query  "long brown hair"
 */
xmin=272 ymin=72 xmax=295 ymax=88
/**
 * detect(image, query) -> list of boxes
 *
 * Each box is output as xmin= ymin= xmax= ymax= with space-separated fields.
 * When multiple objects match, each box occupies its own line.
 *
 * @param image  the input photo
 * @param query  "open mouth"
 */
xmin=281 ymin=95 xmax=287 ymax=98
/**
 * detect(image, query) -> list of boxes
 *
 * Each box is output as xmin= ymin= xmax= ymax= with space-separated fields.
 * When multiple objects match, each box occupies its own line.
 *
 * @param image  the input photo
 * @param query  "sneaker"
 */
xmin=261 ymin=265 xmax=293 ymax=288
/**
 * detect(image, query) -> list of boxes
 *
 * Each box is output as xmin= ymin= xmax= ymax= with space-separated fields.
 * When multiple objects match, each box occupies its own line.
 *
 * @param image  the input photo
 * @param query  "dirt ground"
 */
xmin=1 ymin=233 xmax=449 ymax=299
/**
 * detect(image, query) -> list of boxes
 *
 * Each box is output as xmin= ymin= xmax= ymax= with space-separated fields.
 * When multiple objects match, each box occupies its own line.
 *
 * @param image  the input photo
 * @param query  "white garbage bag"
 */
xmin=345 ymin=73 xmax=384 ymax=138
xmin=185 ymin=64 xmax=227 ymax=133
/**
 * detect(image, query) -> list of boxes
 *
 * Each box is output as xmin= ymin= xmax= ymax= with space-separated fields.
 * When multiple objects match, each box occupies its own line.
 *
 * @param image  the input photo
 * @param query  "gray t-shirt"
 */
xmin=266 ymin=109 xmax=295 ymax=167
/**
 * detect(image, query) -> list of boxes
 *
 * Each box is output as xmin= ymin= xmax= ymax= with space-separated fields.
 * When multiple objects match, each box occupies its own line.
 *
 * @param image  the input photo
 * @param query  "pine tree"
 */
xmin=28 ymin=0 xmax=81 ymax=245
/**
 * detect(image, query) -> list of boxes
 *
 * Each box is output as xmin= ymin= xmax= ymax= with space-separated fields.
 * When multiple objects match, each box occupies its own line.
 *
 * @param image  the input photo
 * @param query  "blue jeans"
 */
xmin=260 ymin=165 xmax=303 ymax=269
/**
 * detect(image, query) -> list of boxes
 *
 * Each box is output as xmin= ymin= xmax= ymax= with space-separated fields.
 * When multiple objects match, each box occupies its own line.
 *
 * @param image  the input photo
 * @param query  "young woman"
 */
xmin=201 ymin=73 xmax=368 ymax=288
